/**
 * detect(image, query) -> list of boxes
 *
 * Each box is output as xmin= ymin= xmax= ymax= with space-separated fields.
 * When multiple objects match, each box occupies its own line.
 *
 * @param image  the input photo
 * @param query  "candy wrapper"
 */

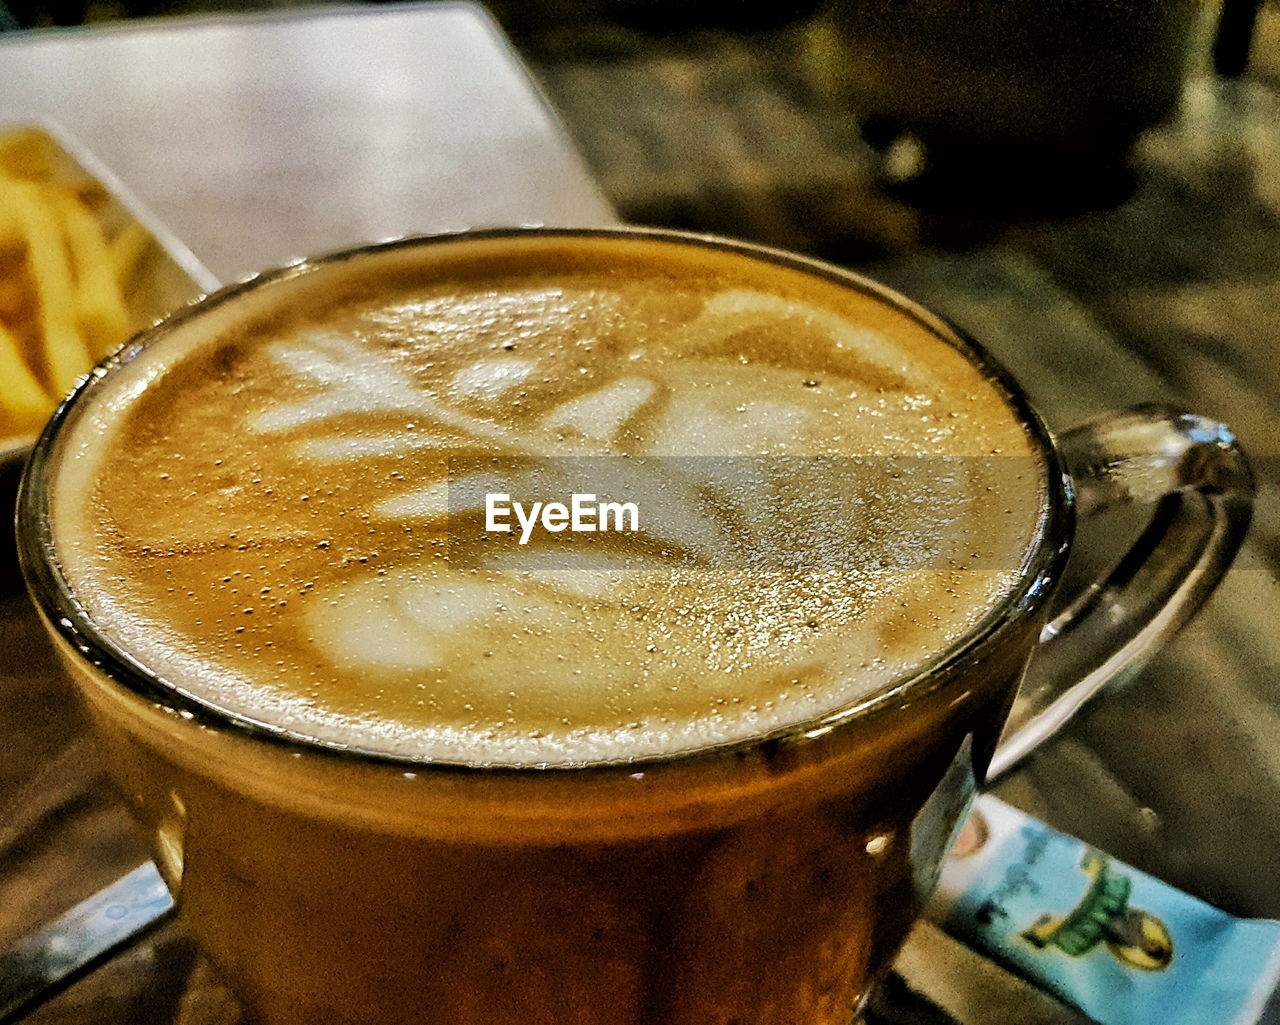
xmin=929 ymin=795 xmax=1280 ymax=1025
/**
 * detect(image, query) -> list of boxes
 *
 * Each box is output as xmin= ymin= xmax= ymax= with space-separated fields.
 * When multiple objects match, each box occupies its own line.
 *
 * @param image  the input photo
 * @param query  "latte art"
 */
xmin=50 ymin=234 xmax=1047 ymax=765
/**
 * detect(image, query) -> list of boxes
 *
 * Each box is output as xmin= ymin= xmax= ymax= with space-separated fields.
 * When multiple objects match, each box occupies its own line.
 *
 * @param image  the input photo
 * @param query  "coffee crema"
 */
xmin=50 ymin=234 xmax=1047 ymax=766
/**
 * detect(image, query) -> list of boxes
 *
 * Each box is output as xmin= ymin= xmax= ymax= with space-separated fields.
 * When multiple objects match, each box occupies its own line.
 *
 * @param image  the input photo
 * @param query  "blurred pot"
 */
xmin=817 ymin=0 xmax=1202 ymax=211
xmin=826 ymin=0 xmax=1200 ymax=155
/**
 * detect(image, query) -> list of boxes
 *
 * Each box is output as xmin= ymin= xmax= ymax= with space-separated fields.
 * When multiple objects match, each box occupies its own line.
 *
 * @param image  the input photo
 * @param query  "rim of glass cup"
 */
xmin=16 ymin=226 xmax=1073 ymax=775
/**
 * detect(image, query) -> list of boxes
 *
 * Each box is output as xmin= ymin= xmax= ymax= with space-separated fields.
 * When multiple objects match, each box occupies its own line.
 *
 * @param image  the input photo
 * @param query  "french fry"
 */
xmin=108 ymin=220 xmax=150 ymax=290
xmin=56 ymin=189 xmax=130 ymax=358
xmin=0 ymin=318 xmax=53 ymax=438
xmin=0 ymin=250 xmax=33 ymax=321
xmin=0 ymin=178 xmax=91 ymax=396
xmin=0 ymin=127 xmax=164 ymax=443
xmin=0 ymin=128 xmax=57 ymax=182
xmin=0 ymin=216 xmax=15 ymax=253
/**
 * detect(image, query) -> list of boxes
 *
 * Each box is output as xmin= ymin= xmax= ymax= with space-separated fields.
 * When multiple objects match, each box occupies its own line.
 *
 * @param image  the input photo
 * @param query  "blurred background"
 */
xmin=1 ymin=0 xmax=1276 ymax=262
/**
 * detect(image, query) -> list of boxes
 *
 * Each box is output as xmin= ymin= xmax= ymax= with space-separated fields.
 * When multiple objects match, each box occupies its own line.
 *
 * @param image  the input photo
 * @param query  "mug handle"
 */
xmin=986 ymin=404 xmax=1255 ymax=783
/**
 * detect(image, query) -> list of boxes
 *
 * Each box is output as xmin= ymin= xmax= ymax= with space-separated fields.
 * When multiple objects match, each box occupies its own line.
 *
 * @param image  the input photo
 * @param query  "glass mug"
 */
xmin=16 ymin=229 xmax=1252 ymax=1025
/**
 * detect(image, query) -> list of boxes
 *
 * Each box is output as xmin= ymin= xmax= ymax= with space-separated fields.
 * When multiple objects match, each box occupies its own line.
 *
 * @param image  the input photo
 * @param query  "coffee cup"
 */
xmin=17 ymin=228 xmax=1252 ymax=1024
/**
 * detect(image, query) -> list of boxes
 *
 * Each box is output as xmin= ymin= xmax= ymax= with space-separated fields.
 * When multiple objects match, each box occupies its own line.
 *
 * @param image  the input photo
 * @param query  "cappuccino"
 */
xmin=28 ymin=231 xmax=1067 ymax=1025
xmin=50 ymin=233 xmax=1044 ymax=766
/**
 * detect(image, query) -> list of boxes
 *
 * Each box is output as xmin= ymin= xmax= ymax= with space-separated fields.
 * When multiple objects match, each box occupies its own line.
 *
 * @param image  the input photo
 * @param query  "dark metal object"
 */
xmin=0 ymin=862 xmax=173 ymax=1024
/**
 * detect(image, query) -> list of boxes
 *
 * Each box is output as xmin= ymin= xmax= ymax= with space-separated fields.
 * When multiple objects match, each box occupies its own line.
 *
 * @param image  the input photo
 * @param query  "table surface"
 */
xmin=2 ymin=5 xmax=1278 ymax=1025
xmin=0 ymin=1 xmax=614 ymax=281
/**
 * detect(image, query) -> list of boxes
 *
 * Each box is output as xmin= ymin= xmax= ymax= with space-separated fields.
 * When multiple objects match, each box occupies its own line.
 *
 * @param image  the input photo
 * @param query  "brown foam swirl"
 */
xmin=50 ymin=234 xmax=1047 ymax=765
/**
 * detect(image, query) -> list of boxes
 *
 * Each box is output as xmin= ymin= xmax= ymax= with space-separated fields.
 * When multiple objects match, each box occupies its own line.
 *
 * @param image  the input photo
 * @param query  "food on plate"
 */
xmin=0 ymin=128 xmax=148 ymax=441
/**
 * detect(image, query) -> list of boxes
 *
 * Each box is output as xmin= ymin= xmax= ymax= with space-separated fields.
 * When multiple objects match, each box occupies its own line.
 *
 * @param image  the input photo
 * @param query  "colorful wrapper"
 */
xmin=928 ymin=795 xmax=1280 ymax=1025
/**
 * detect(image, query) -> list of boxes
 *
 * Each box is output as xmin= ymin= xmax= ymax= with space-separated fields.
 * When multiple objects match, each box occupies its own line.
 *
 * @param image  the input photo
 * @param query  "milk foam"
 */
xmin=50 ymin=235 xmax=1047 ymax=766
